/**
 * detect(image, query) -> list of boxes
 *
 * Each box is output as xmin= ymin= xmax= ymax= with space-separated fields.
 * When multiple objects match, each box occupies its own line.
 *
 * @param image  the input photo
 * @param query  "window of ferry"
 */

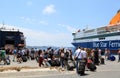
xmin=5 ymin=40 xmax=15 ymax=44
xmin=99 ymin=37 xmax=105 ymax=40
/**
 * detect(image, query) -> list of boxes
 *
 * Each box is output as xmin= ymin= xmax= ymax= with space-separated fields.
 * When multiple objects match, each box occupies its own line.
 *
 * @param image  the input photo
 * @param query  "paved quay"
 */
xmin=0 ymin=55 xmax=120 ymax=78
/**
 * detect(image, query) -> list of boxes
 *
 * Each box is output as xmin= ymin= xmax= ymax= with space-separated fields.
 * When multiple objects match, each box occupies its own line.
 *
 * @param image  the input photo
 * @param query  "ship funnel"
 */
xmin=109 ymin=9 xmax=120 ymax=26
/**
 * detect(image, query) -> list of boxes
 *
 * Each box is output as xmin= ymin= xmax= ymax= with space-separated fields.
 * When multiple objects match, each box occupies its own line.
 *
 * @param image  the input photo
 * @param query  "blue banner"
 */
xmin=72 ymin=40 xmax=120 ymax=50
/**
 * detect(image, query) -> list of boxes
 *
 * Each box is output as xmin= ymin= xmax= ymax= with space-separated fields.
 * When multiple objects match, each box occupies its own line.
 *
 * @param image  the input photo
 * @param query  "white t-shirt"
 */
xmin=82 ymin=50 xmax=87 ymax=58
xmin=74 ymin=49 xmax=83 ymax=59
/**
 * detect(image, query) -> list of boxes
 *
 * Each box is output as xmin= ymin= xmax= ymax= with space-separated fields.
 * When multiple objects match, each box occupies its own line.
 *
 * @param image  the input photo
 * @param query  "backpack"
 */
xmin=87 ymin=59 xmax=97 ymax=71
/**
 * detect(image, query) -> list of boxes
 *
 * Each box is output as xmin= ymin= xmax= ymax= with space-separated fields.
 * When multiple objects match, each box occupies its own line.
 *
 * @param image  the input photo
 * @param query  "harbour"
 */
xmin=0 ymin=0 xmax=120 ymax=78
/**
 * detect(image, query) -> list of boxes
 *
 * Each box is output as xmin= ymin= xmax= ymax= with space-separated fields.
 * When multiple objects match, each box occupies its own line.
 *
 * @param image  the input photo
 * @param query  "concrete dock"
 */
xmin=0 ymin=55 xmax=120 ymax=78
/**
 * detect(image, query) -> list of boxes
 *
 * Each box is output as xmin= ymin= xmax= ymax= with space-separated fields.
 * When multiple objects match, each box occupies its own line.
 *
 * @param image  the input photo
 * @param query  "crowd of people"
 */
xmin=0 ymin=47 xmax=74 ymax=67
xmin=0 ymin=46 xmax=120 ymax=74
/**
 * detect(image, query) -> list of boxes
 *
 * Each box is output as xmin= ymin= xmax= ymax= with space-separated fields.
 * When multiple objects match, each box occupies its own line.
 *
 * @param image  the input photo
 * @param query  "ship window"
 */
xmin=6 ymin=32 xmax=18 ymax=36
xmin=97 ymin=31 xmax=106 ymax=34
xmin=5 ymin=40 xmax=14 ymax=44
xmin=6 ymin=32 xmax=12 ymax=36
xmin=84 ymin=29 xmax=95 ymax=33
xmin=74 ymin=32 xmax=120 ymax=40
xmin=99 ymin=37 xmax=105 ymax=40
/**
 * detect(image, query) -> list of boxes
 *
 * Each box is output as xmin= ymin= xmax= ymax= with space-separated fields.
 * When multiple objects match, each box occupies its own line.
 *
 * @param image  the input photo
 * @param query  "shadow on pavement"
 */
xmin=77 ymin=73 xmax=89 ymax=76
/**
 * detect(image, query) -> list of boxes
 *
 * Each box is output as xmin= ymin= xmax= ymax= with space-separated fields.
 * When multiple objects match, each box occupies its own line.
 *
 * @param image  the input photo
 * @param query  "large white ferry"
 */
xmin=72 ymin=10 xmax=120 ymax=51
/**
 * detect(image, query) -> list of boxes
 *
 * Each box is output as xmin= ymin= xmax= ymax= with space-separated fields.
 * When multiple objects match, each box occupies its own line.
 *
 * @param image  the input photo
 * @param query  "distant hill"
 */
xmin=26 ymin=46 xmax=75 ymax=53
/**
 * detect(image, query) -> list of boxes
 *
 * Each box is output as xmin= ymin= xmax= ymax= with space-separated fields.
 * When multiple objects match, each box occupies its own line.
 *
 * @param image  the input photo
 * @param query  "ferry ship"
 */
xmin=72 ymin=10 xmax=120 ymax=51
xmin=0 ymin=24 xmax=26 ymax=50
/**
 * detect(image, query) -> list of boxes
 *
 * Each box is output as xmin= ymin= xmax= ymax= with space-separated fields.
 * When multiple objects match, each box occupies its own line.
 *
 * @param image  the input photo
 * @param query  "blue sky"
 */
xmin=0 ymin=0 xmax=120 ymax=47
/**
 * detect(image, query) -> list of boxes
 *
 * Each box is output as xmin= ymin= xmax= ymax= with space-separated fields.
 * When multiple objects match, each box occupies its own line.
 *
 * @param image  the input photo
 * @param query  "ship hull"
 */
xmin=72 ymin=40 xmax=120 ymax=50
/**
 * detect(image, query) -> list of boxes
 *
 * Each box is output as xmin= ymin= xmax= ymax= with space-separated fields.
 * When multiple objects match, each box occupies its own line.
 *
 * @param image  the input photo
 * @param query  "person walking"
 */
xmin=74 ymin=47 xmax=84 ymax=74
xmin=38 ymin=50 xmax=44 ymax=67
xmin=94 ymin=48 xmax=99 ymax=65
xmin=59 ymin=48 xmax=66 ymax=69
xmin=0 ymin=47 xmax=6 ymax=64
xmin=13 ymin=48 xmax=18 ymax=62
xmin=105 ymin=48 xmax=111 ymax=60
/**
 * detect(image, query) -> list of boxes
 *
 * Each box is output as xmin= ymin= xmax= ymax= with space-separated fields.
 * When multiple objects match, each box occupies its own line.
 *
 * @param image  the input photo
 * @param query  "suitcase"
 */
xmin=22 ymin=56 xmax=27 ymax=62
xmin=54 ymin=59 xmax=60 ymax=66
xmin=87 ymin=59 xmax=97 ymax=71
xmin=6 ymin=59 xmax=10 ymax=65
xmin=88 ymin=63 xmax=97 ymax=71
xmin=77 ymin=60 xmax=85 ymax=75
xmin=5 ymin=55 xmax=10 ymax=65
xmin=67 ymin=60 xmax=75 ymax=70
xmin=100 ymin=58 xmax=105 ymax=64
xmin=31 ymin=54 xmax=34 ymax=60
xmin=49 ymin=60 xmax=60 ymax=66
xmin=48 ymin=60 xmax=52 ymax=66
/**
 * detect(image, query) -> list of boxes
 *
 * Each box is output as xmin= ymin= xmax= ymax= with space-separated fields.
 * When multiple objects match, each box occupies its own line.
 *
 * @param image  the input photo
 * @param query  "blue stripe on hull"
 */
xmin=72 ymin=40 xmax=120 ymax=50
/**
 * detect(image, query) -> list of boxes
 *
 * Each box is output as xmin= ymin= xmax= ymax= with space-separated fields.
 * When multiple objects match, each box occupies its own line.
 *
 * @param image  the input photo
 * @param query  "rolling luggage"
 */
xmin=67 ymin=60 xmax=75 ymax=70
xmin=48 ymin=60 xmax=52 ymax=66
xmin=77 ymin=60 xmax=85 ymax=75
xmin=87 ymin=58 xmax=97 ymax=71
xmin=88 ymin=63 xmax=97 ymax=71
xmin=22 ymin=56 xmax=27 ymax=62
xmin=5 ymin=55 xmax=10 ymax=65
xmin=31 ymin=54 xmax=34 ymax=60
xmin=48 ymin=59 xmax=60 ymax=66
xmin=55 ymin=59 xmax=60 ymax=66
xmin=100 ymin=58 xmax=105 ymax=64
xmin=6 ymin=58 xmax=10 ymax=65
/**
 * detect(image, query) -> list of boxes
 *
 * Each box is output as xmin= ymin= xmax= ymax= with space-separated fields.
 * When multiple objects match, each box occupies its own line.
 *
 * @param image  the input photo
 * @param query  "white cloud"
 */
xmin=20 ymin=16 xmax=36 ymax=24
xmin=0 ymin=24 xmax=73 ymax=47
xmin=26 ymin=1 xmax=33 ymax=6
xmin=38 ymin=21 xmax=48 ymax=25
xmin=20 ymin=16 xmax=48 ymax=25
xmin=58 ymin=24 xmax=77 ymax=32
xmin=43 ymin=4 xmax=56 ymax=15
